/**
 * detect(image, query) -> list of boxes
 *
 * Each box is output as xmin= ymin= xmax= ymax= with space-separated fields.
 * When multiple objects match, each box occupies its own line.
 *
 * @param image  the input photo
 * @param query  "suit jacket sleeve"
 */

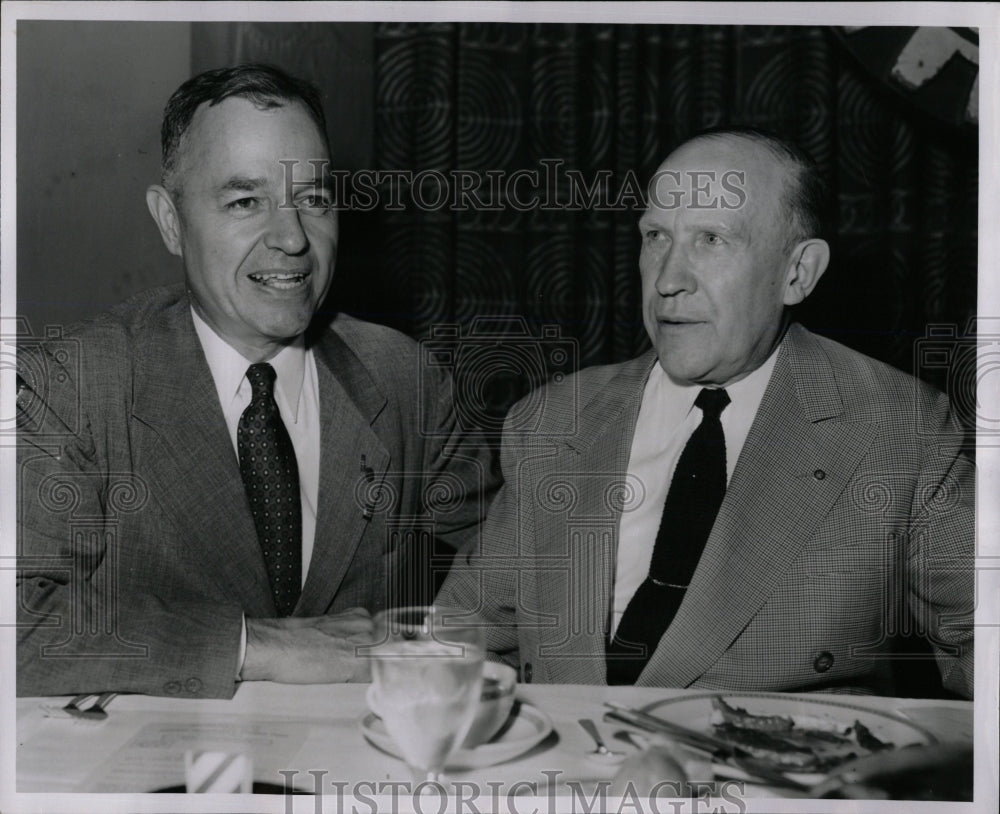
xmin=906 ymin=389 xmax=975 ymax=698
xmin=435 ymin=406 xmax=530 ymax=668
xmin=417 ymin=363 xmax=502 ymax=557
xmin=16 ymin=342 xmax=244 ymax=699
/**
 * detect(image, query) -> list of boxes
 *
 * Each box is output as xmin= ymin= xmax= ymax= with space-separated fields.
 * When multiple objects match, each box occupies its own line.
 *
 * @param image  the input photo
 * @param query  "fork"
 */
xmin=62 ymin=692 xmax=117 ymax=721
xmin=579 ymin=718 xmax=626 ymax=762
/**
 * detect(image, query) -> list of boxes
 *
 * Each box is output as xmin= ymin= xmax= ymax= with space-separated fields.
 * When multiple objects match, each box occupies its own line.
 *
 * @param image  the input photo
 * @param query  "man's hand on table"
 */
xmin=241 ymin=608 xmax=375 ymax=683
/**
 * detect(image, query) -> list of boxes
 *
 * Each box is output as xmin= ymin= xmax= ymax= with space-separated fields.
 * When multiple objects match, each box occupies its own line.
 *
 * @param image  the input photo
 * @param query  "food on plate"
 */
xmin=709 ymin=697 xmax=896 ymax=772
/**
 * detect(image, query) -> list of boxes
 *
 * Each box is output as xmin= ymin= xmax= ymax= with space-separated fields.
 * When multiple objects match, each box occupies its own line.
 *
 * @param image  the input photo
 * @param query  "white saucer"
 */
xmin=359 ymin=700 xmax=553 ymax=770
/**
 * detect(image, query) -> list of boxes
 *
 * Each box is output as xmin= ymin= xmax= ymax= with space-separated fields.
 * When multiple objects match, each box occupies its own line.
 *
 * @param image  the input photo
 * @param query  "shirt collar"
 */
xmin=720 ymin=342 xmax=781 ymax=412
xmin=651 ymin=337 xmax=783 ymax=416
xmin=190 ymin=307 xmax=306 ymax=422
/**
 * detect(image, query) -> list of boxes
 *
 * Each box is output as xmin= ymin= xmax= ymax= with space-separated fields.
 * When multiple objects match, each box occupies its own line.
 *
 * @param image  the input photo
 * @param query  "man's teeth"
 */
xmin=249 ymin=272 xmax=307 ymax=287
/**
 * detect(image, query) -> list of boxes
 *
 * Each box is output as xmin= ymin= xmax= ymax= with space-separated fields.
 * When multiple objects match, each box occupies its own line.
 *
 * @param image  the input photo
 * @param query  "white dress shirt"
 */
xmin=191 ymin=308 xmax=321 ymax=584
xmin=191 ymin=309 xmax=323 ymax=678
xmin=611 ymin=345 xmax=781 ymax=637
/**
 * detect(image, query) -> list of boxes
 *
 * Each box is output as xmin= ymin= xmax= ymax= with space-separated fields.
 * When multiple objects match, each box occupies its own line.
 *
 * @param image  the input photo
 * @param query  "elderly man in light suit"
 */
xmin=17 ymin=64 xmax=497 ymax=698
xmin=438 ymin=128 xmax=974 ymax=698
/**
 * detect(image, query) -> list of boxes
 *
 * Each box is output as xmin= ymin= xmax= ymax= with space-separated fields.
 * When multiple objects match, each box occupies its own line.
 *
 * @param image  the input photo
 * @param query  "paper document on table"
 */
xmin=80 ymin=715 xmax=309 ymax=792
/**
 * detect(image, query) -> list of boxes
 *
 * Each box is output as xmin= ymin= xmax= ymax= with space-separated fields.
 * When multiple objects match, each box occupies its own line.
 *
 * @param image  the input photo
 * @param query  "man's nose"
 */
xmin=654 ymin=244 xmax=695 ymax=296
xmin=264 ymin=205 xmax=309 ymax=254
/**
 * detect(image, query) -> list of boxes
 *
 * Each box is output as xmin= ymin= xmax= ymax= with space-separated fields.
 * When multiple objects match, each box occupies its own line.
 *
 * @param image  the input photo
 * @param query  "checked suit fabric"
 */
xmin=434 ymin=325 xmax=973 ymax=696
xmin=607 ymin=387 xmax=730 ymax=685
xmin=238 ymin=363 xmax=302 ymax=616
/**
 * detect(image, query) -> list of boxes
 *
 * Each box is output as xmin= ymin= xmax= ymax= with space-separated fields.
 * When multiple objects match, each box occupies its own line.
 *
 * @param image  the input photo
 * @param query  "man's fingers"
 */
xmin=314 ymin=612 xmax=375 ymax=637
xmin=343 ymin=606 xmax=372 ymax=617
xmin=243 ymin=611 xmax=379 ymax=683
xmin=332 ymin=606 xmax=373 ymax=620
xmin=348 ymin=658 xmax=373 ymax=682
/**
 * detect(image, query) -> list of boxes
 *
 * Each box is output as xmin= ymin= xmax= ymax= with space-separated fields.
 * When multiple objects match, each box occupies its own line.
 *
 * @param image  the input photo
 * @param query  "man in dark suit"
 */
xmin=17 ymin=64 xmax=497 ymax=698
xmin=438 ymin=128 xmax=974 ymax=698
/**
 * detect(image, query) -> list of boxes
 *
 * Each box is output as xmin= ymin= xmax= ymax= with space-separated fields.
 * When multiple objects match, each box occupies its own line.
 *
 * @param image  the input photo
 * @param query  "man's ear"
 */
xmin=145 ymin=185 xmax=183 ymax=257
xmin=783 ymin=238 xmax=830 ymax=306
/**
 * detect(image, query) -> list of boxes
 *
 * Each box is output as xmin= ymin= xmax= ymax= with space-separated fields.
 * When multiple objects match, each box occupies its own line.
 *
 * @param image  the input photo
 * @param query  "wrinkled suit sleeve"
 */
xmin=16 ymin=343 xmax=244 ymax=698
xmin=416 ymin=363 xmax=502 ymax=558
xmin=435 ymin=407 xmax=528 ymax=668
xmin=906 ymin=390 xmax=975 ymax=699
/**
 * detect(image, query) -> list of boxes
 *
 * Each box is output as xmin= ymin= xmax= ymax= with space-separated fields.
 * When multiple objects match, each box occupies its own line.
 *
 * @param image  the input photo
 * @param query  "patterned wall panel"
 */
xmin=195 ymin=22 xmax=977 ymax=419
xmin=192 ymin=22 xmax=374 ymax=171
xmin=368 ymin=23 xmax=976 ymax=414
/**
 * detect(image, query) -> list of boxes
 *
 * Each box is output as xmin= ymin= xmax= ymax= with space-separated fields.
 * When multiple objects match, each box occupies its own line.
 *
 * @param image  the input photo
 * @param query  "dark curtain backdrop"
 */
xmin=360 ymin=23 xmax=976 ymax=427
xmin=194 ymin=23 xmax=978 ymax=431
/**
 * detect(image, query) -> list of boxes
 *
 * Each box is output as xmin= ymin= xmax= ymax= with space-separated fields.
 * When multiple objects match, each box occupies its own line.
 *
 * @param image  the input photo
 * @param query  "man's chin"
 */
xmin=655 ymin=353 xmax=725 ymax=387
xmin=256 ymin=298 xmax=320 ymax=327
xmin=268 ymin=323 xmax=312 ymax=342
xmin=654 ymin=339 xmax=710 ymax=383
xmin=251 ymin=312 xmax=315 ymax=345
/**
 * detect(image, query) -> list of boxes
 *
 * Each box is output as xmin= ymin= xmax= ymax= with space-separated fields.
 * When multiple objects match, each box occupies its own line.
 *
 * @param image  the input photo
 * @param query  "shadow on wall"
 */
xmin=16 ymin=21 xmax=192 ymax=335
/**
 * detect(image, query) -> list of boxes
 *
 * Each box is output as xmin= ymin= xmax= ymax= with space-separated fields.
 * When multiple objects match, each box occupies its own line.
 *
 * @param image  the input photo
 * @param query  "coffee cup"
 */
xmin=461 ymin=661 xmax=517 ymax=748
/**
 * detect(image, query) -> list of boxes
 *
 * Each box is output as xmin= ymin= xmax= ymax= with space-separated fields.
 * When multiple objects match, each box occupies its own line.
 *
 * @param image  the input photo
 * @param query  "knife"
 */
xmin=603 ymin=702 xmax=741 ymax=756
xmin=603 ymin=702 xmax=813 ymax=792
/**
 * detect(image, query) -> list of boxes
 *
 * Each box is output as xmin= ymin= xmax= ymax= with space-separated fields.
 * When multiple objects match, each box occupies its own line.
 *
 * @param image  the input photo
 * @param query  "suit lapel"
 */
xmin=130 ymin=297 xmax=274 ymax=615
xmin=534 ymin=352 xmax=656 ymax=684
xmin=640 ymin=325 xmax=880 ymax=687
xmin=295 ymin=327 xmax=389 ymax=616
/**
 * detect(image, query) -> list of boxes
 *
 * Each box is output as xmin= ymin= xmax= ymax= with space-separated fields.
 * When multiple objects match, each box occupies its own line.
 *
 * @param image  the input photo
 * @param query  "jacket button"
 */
xmin=813 ymin=651 xmax=835 ymax=673
xmin=813 ymin=469 xmax=826 ymax=481
xmin=164 ymin=680 xmax=181 ymax=694
xmin=185 ymin=678 xmax=203 ymax=694
xmin=522 ymin=662 xmax=533 ymax=683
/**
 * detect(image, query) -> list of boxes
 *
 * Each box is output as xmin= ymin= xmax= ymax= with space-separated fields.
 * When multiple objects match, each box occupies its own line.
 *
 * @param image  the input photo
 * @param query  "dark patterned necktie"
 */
xmin=237 ymin=363 xmax=302 ymax=616
xmin=607 ymin=387 xmax=730 ymax=685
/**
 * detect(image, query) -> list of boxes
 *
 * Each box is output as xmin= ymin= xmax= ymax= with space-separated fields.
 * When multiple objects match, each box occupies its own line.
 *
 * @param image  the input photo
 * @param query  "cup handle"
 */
xmin=366 ymin=684 xmax=381 ymax=716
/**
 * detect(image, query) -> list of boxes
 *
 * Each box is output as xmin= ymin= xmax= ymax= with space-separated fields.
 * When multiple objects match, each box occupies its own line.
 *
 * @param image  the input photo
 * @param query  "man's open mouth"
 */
xmin=248 ymin=271 xmax=309 ymax=289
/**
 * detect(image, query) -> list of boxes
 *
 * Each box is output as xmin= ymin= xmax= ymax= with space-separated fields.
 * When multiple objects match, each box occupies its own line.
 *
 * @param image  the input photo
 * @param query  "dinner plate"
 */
xmin=153 ymin=782 xmax=311 ymax=794
xmin=359 ymin=700 xmax=553 ymax=770
xmin=640 ymin=692 xmax=936 ymax=783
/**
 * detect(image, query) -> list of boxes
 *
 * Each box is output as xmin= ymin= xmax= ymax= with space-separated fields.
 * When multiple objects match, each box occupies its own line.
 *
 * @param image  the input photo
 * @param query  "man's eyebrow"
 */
xmin=218 ymin=177 xmax=268 ymax=193
xmin=688 ymin=217 xmax=747 ymax=235
xmin=297 ymin=169 xmax=334 ymax=187
xmin=692 ymin=219 xmax=739 ymax=232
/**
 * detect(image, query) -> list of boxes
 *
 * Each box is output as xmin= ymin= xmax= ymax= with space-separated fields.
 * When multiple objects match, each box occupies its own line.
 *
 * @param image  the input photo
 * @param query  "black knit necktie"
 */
xmin=607 ymin=387 xmax=730 ymax=685
xmin=237 ymin=363 xmax=302 ymax=616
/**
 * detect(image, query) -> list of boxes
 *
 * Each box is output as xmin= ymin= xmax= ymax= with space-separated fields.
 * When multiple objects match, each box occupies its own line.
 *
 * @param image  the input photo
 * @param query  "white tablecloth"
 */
xmin=15 ymin=682 xmax=974 ymax=800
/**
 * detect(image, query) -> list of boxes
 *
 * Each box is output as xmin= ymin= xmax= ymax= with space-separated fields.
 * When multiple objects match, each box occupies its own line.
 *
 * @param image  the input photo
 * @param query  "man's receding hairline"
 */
xmin=164 ymin=95 xmax=323 ymax=200
xmin=673 ymin=131 xmax=808 ymax=247
xmin=673 ymin=130 xmax=800 ymax=180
